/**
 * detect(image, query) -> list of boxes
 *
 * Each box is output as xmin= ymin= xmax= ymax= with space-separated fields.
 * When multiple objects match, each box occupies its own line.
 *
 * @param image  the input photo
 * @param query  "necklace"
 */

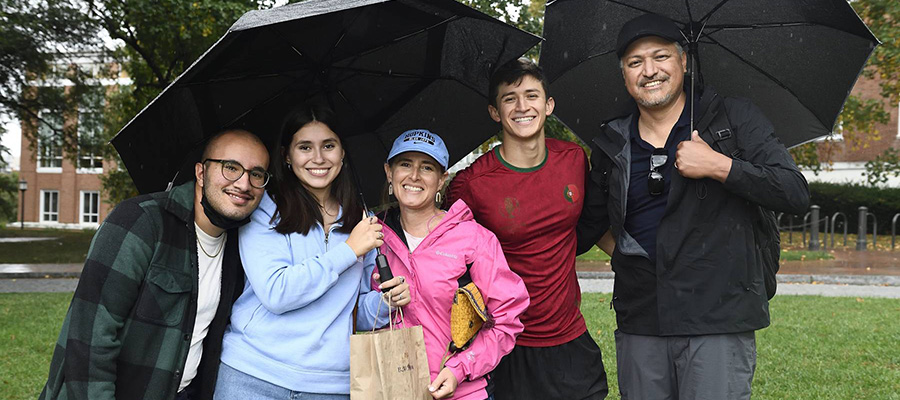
xmin=197 ymin=235 xmax=225 ymax=258
xmin=425 ymin=210 xmax=447 ymax=234
xmin=319 ymin=199 xmax=338 ymax=217
xmin=321 ymin=205 xmax=337 ymax=217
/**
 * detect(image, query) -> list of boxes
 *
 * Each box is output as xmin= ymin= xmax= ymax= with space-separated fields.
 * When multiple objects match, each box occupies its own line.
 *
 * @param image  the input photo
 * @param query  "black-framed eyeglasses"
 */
xmin=204 ymin=159 xmax=270 ymax=189
xmin=648 ymin=148 xmax=667 ymax=196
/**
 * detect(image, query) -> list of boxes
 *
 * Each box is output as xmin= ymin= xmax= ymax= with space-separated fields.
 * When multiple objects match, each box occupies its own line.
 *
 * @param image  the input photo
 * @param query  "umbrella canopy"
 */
xmin=540 ymin=0 xmax=878 ymax=147
xmin=112 ymin=0 xmax=540 ymax=205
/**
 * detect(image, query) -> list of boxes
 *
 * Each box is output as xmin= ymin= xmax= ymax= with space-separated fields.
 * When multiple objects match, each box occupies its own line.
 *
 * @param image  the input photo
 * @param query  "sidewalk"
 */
xmin=4 ymin=252 xmax=900 ymax=286
xmin=0 ymin=263 xmax=82 ymax=279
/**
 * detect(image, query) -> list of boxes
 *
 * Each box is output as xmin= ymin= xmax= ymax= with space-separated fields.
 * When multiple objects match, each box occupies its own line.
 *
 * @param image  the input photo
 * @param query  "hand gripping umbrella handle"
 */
xmin=345 ymin=153 xmax=393 ymax=293
xmin=376 ymin=251 xmax=393 ymax=293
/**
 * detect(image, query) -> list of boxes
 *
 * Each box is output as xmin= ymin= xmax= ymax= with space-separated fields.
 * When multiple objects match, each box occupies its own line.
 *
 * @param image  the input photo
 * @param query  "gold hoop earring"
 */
xmin=435 ymin=191 xmax=442 ymax=204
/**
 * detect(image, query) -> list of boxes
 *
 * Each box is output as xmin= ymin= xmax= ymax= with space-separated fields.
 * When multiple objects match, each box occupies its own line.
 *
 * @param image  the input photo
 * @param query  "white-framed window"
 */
xmin=40 ymin=190 xmax=60 ymax=222
xmin=77 ymin=87 xmax=106 ymax=172
xmin=80 ymin=191 xmax=100 ymax=224
xmin=37 ymin=111 xmax=64 ymax=172
xmin=77 ymin=111 xmax=104 ymax=172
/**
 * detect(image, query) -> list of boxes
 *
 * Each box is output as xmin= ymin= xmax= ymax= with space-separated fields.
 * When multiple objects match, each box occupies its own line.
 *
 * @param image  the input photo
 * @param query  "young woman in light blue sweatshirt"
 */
xmin=214 ymin=104 xmax=410 ymax=400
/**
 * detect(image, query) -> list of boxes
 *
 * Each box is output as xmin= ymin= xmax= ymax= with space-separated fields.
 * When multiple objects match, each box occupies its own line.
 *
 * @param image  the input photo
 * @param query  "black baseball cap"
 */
xmin=616 ymin=13 xmax=686 ymax=58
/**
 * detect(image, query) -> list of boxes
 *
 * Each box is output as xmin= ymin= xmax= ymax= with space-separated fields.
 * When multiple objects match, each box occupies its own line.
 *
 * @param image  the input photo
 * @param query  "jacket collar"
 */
xmin=164 ymin=181 xmax=197 ymax=224
xmin=379 ymin=199 xmax=473 ymax=251
xmin=596 ymin=85 xmax=720 ymax=156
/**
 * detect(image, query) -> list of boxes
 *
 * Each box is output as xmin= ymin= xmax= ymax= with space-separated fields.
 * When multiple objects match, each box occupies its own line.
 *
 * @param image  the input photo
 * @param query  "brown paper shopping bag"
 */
xmin=350 ymin=307 xmax=430 ymax=400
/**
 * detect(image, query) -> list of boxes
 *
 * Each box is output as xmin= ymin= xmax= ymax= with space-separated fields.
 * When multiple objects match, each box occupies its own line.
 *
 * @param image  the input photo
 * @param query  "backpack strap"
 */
xmin=594 ymin=124 xmax=615 ymax=195
xmin=697 ymin=95 xmax=742 ymax=160
xmin=457 ymin=263 xmax=474 ymax=286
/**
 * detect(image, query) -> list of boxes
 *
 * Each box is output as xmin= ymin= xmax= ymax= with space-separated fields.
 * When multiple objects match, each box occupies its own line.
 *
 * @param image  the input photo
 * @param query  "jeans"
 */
xmin=214 ymin=362 xmax=350 ymax=400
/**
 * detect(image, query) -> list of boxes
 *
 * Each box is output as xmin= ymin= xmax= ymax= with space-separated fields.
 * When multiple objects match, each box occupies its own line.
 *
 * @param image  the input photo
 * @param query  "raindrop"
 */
xmin=564 ymin=51 xmax=569 ymax=59
xmin=602 ymin=23 xmax=607 ymax=31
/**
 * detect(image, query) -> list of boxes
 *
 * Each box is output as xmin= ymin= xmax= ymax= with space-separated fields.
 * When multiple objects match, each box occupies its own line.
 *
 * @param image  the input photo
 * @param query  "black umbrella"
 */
xmin=540 ymin=0 xmax=878 ymax=147
xmin=111 ymin=0 xmax=540 ymax=206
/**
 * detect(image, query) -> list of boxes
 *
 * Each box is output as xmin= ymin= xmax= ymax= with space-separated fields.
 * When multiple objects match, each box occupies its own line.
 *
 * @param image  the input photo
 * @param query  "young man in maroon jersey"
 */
xmin=445 ymin=58 xmax=608 ymax=400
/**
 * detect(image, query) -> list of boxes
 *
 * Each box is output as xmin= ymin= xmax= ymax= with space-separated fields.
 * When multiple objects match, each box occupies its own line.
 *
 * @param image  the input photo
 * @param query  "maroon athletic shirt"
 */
xmin=446 ymin=138 xmax=588 ymax=347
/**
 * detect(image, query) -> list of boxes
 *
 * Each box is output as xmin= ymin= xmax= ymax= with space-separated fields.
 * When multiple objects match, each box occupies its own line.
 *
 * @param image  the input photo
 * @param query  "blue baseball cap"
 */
xmin=387 ymin=129 xmax=450 ymax=170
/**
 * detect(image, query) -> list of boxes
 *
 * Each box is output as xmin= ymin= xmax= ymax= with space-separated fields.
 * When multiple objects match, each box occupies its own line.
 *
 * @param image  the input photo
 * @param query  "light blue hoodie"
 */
xmin=220 ymin=193 xmax=388 ymax=394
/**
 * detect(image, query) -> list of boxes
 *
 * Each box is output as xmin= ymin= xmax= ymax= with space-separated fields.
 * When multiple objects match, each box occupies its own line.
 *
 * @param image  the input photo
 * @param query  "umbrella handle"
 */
xmin=376 ymin=252 xmax=393 ymax=292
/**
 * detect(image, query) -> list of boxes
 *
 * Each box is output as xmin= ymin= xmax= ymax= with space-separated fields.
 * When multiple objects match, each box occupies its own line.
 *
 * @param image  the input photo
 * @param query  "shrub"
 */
xmin=801 ymin=182 xmax=900 ymax=235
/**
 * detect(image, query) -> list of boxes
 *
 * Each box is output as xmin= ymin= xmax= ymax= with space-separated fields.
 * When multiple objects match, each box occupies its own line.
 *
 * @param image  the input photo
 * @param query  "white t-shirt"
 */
xmin=179 ymin=224 xmax=225 ymax=392
xmin=404 ymin=230 xmax=425 ymax=252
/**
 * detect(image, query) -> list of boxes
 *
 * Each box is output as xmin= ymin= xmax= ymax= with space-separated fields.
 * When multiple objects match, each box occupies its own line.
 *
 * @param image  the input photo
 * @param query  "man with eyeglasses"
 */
xmin=41 ymin=129 xmax=270 ymax=400
xmin=577 ymin=14 xmax=809 ymax=399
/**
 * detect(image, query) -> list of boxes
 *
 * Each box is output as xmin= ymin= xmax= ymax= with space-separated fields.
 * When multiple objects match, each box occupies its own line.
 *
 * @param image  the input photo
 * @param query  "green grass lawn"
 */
xmin=577 ymin=245 xmax=612 ymax=262
xmin=0 ymin=293 xmax=71 ymax=399
xmin=576 ymin=245 xmax=834 ymax=263
xmin=2 ymin=293 xmax=898 ymax=399
xmin=779 ymin=250 xmax=835 ymax=261
xmin=0 ymin=228 xmax=95 ymax=264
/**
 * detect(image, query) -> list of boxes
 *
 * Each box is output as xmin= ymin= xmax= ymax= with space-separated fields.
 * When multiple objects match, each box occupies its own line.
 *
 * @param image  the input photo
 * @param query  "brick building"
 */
xmin=16 ymin=55 xmax=126 ymax=228
xmin=802 ymin=74 xmax=900 ymax=186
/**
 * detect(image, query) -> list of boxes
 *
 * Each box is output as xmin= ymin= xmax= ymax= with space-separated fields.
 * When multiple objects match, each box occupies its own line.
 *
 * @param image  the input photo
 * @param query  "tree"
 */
xmin=0 ymin=0 xmax=102 ymax=167
xmin=0 ymin=172 xmax=19 ymax=225
xmin=864 ymin=147 xmax=900 ymax=186
xmin=459 ymin=0 xmax=586 ymax=150
xmin=86 ymin=0 xmax=281 ymax=205
xmin=3 ymin=0 xmax=278 ymax=205
xmin=790 ymin=0 xmax=898 ymax=172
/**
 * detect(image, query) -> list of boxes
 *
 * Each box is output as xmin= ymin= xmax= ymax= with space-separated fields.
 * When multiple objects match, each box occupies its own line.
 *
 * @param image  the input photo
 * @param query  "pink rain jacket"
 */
xmin=378 ymin=199 xmax=529 ymax=400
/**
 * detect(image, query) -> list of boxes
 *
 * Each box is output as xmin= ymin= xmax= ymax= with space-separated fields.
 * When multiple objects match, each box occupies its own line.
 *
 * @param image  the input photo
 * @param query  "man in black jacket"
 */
xmin=577 ymin=13 xmax=809 ymax=399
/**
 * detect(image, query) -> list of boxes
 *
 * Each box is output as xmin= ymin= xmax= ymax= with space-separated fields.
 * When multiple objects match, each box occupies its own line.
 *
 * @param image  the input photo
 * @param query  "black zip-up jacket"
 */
xmin=577 ymin=87 xmax=809 ymax=336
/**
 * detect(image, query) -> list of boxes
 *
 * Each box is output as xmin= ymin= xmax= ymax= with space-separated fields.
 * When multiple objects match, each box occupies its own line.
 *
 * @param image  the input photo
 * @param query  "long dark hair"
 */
xmin=269 ymin=104 xmax=363 ymax=235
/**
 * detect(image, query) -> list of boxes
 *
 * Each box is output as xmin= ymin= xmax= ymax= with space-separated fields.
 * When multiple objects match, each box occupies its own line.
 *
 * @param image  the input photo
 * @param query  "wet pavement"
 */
xmin=4 ymin=277 xmax=900 ymax=298
xmin=4 ymin=248 xmax=900 ymax=296
xmin=0 ymin=263 xmax=82 ymax=278
xmin=0 ymin=237 xmax=57 ymax=243
xmin=575 ymin=248 xmax=900 ymax=277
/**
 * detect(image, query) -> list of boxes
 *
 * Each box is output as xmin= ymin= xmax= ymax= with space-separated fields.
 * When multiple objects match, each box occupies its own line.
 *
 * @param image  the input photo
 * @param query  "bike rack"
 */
xmin=830 ymin=212 xmax=848 ymax=248
xmin=869 ymin=212 xmax=878 ymax=249
xmin=892 ymin=214 xmax=900 ymax=251
xmin=801 ymin=211 xmax=811 ymax=246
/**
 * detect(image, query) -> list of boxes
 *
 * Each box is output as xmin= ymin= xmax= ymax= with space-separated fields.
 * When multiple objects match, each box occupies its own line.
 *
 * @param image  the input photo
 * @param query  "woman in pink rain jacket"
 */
xmin=375 ymin=129 xmax=529 ymax=400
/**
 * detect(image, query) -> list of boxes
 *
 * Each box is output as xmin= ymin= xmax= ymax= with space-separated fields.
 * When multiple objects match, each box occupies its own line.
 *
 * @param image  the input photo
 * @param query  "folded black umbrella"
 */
xmin=540 ymin=0 xmax=878 ymax=147
xmin=112 ymin=0 xmax=540 ymax=205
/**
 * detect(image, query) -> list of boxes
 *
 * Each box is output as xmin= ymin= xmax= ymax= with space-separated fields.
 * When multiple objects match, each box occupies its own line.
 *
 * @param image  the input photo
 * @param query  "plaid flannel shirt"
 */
xmin=40 ymin=181 xmax=243 ymax=400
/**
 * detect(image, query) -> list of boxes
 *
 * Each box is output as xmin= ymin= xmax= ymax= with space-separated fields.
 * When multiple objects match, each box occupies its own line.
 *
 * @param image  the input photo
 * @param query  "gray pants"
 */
xmin=615 ymin=330 xmax=756 ymax=400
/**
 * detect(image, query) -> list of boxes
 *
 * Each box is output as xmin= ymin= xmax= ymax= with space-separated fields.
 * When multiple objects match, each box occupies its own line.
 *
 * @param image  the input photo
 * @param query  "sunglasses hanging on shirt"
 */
xmin=648 ymin=148 xmax=668 ymax=196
